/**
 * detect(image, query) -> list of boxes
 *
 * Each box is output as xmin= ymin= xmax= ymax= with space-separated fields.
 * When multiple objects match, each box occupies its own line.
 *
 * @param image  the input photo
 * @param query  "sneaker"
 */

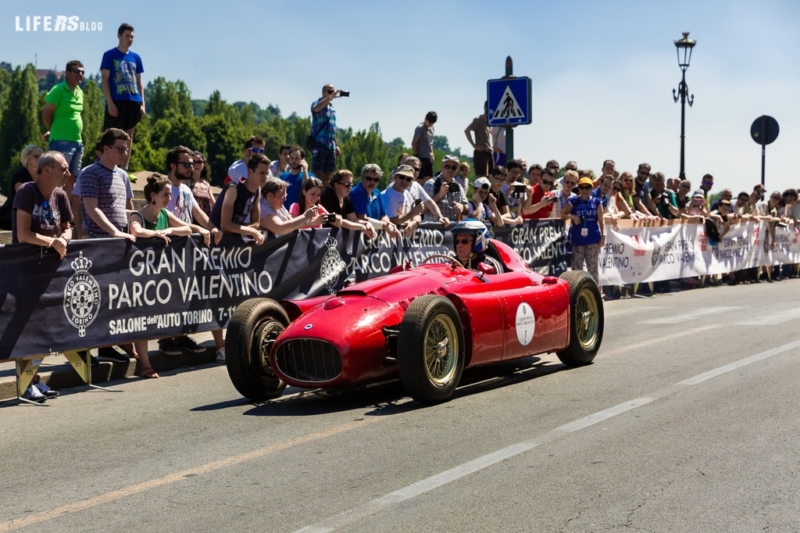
xmin=158 ymin=339 xmax=182 ymax=356
xmin=96 ymin=346 xmax=131 ymax=364
xmin=36 ymin=381 xmax=59 ymax=398
xmin=173 ymin=336 xmax=206 ymax=354
xmin=215 ymin=349 xmax=226 ymax=364
xmin=23 ymin=384 xmax=46 ymax=403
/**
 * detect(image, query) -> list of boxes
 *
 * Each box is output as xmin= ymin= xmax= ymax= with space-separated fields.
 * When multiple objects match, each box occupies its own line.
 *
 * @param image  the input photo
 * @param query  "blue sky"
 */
xmin=3 ymin=0 xmax=799 ymax=195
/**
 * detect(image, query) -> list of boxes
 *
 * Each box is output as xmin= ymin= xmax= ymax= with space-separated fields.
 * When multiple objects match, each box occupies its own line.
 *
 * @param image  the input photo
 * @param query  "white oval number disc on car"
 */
xmin=515 ymin=302 xmax=535 ymax=346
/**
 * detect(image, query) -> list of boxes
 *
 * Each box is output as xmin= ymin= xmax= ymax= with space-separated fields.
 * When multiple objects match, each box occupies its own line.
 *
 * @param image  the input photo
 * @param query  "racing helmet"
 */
xmin=451 ymin=219 xmax=490 ymax=254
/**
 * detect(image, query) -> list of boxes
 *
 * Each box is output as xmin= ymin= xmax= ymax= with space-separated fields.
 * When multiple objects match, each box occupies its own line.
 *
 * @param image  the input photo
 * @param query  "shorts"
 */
xmin=103 ymin=100 xmax=143 ymax=132
xmin=49 ymin=140 xmax=84 ymax=176
xmin=418 ymin=157 xmax=434 ymax=180
xmin=312 ymin=142 xmax=336 ymax=174
xmin=473 ymin=149 xmax=494 ymax=177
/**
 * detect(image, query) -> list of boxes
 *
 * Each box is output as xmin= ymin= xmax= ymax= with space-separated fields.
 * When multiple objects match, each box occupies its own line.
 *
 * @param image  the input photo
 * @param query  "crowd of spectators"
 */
xmin=1 ymin=24 xmax=798 ymax=399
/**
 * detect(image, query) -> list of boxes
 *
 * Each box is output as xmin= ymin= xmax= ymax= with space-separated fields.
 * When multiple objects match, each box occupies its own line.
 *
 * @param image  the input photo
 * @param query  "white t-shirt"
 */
xmin=382 ymin=186 xmax=415 ymax=219
xmin=551 ymin=192 xmax=576 ymax=219
xmin=408 ymin=181 xmax=431 ymax=203
xmin=226 ymin=159 xmax=247 ymax=184
xmin=167 ymin=183 xmax=198 ymax=224
xmin=269 ymin=160 xmax=288 ymax=179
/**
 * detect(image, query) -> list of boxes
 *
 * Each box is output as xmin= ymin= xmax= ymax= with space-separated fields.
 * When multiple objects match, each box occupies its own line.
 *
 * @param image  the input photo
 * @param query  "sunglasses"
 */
xmin=398 ymin=176 xmax=413 ymax=182
xmin=363 ymin=176 xmax=380 ymax=183
xmin=702 ymin=181 xmax=713 ymax=186
xmin=541 ymin=180 xmax=554 ymax=186
xmin=179 ymin=161 xmax=195 ymax=169
xmin=564 ymin=181 xmax=577 ymax=187
xmin=443 ymin=164 xmax=458 ymax=170
xmin=195 ymin=160 xmax=205 ymax=165
xmin=70 ymin=69 xmax=85 ymax=75
xmin=622 ymin=178 xmax=632 ymax=183
xmin=680 ymin=184 xmax=691 ymax=189
xmin=249 ymin=147 xmax=265 ymax=154
xmin=327 ymin=89 xmax=335 ymax=94
xmin=455 ymin=238 xmax=472 ymax=245
xmin=578 ymin=185 xmax=592 ymax=191
xmin=336 ymin=182 xmax=353 ymax=188
xmin=547 ymin=165 xmax=559 ymax=169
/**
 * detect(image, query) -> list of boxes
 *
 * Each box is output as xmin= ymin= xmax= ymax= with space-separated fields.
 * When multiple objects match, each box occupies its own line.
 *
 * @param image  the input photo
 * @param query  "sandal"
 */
xmin=140 ymin=368 xmax=159 ymax=379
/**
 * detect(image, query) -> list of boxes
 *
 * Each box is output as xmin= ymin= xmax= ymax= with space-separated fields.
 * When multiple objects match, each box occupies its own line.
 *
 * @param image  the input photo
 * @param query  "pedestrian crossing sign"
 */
xmin=487 ymin=77 xmax=532 ymax=126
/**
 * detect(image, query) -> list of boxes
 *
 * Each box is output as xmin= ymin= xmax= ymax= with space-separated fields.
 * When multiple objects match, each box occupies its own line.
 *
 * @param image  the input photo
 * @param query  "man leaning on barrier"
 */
xmin=350 ymin=164 xmax=401 ymax=239
xmin=12 ymin=151 xmax=73 ymax=256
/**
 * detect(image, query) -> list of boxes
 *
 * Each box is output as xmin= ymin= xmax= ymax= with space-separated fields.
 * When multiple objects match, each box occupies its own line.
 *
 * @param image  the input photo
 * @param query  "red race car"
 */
xmin=225 ymin=221 xmax=604 ymax=404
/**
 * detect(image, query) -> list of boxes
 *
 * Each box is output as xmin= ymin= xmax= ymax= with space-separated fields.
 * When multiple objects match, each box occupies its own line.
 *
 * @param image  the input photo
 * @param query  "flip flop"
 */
xmin=140 ymin=368 xmax=159 ymax=379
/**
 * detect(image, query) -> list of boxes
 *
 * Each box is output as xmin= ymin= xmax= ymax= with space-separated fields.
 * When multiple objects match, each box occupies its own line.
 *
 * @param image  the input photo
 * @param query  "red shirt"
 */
xmin=523 ymin=183 xmax=553 ymax=219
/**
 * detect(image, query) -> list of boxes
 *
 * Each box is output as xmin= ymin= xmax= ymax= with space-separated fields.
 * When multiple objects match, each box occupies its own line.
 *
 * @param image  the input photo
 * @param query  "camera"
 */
xmin=546 ymin=195 xmax=558 ymax=203
xmin=512 ymin=183 xmax=526 ymax=198
xmin=325 ymin=213 xmax=337 ymax=223
xmin=414 ymin=199 xmax=422 ymax=207
xmin=339 ymin=90 xmax=350 ymax=97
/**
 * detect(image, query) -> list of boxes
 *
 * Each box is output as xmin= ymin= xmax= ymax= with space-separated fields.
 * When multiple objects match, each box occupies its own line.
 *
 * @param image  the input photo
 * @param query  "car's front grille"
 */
xmin=275 ymin=339 xmax=342 ymax=383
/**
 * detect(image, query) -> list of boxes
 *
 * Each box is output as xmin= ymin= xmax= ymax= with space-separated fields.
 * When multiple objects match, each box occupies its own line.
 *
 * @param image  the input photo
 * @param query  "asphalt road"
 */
xmin=2 ymin=280 xmax=800 ymax=532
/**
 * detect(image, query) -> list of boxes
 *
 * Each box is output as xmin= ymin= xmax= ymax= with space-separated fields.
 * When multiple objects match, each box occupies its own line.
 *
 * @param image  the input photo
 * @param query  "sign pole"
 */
xmin=761 ymin=116 xmax=767 ymax=188
xmin=504 ymin=56 xmax=514 ymax=161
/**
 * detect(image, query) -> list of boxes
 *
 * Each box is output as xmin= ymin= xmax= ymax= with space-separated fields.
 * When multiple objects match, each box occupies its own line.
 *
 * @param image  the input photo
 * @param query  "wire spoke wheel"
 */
xmin=254 ymin=320 xmax=284 ymax=378
xmin=423 ymin=315 xmax=458 ymax=386
xmin=575 ymin=287 xmax=599 ymax=351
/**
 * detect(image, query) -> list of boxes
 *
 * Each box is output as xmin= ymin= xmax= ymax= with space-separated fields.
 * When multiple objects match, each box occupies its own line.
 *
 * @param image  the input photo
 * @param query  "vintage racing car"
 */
xmin=225 ymin=221 xmax=604 ymax=404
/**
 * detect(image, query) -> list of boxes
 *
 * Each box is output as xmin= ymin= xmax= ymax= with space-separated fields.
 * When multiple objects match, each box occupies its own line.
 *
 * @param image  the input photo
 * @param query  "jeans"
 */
xmin=49 ymin=140 xmax=84 ymax=176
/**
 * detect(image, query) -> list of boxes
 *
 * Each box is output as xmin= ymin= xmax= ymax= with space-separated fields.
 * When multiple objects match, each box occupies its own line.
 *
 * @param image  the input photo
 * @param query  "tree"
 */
xmin=0 ymin=64 xmax=41 ymax=190
xmin=200 ymin=115 xmax=241 ymax=185
xmin=80 ymin=80 xmax=104 ymax=164
xmin=163 ymin=115 xmax=206 ymax=154
xmin=148 ymin=77 xmax=194 ymax=122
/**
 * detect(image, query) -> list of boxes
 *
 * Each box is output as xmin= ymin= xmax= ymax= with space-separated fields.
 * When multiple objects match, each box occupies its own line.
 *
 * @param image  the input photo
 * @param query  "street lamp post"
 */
xmin=672 ymin=32 xmax=696 ymax=181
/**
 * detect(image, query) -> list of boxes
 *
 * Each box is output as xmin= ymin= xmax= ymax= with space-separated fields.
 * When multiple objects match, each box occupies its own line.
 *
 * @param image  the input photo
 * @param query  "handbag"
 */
xmin=306 ymin=113 xmax=331 ymax=150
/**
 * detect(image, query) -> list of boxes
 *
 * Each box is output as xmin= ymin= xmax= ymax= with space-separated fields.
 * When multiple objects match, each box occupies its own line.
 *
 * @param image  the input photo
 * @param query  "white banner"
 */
xmin=597 ymin=221 xmax=800 ymax=285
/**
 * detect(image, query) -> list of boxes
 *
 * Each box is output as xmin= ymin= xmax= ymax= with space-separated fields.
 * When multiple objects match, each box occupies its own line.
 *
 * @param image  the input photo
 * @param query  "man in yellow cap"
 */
xmin=561 ymin=176 xmax=606 ymax=284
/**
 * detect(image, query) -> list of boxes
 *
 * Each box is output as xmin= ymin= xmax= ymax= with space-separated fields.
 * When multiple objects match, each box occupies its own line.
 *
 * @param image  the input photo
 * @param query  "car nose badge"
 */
xmin=304 ymin=324 xmax=313 ymax=330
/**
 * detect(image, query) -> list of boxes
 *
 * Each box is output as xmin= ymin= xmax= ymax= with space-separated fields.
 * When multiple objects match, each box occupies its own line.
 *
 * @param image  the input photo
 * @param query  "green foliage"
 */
xmin=0 ymin=64 xmax=42 ymax=190
xmin=0 ymin=65 xmax=466 ymax=195
xmin=80 ymin=80 xmax=104 ymax=164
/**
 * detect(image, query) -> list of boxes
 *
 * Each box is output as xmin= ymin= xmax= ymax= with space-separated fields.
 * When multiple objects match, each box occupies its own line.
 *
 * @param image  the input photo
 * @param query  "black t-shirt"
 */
xmin=0 ymin=167 xmax=34 ymax=227
xmin=209 ymin=181 xmax=259 ymax=229
xmin=320 ymin=186 xmax=355 ymax=221
xmin=489 ymin=188 xmax=508 ymax=210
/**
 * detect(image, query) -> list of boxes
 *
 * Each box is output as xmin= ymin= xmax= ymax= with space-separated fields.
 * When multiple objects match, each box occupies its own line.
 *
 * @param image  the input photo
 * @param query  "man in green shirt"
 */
xmin=42 ymin=60 xmax=84 ymax=179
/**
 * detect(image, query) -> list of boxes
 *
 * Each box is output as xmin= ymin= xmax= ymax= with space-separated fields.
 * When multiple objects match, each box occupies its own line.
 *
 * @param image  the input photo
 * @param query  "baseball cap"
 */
xmin=692 ymin=190 xmax=705 ymax=199
xmin=753 ymin=183 xmax=765 ymax=192
xmin=578 ymin=177 xmax=594 ymax=187
xmin=443 ymin=155 xmax=460 ymax=165
xmin=473 ymin=177 xmax=491 ymax=189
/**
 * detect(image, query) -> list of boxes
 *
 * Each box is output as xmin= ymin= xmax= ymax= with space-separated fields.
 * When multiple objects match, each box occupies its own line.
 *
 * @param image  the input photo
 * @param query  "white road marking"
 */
xmin=735 ymin=308 xmax=800 ymax=326
xmin=640 ymin=306 xmax=742 ymax=324
xmin=604 ymin=306 xmax=658 ymax=318
xmin=294 ymin=337 xmax=800 ymax=533
xmin=678 ymin=339 xmax=800 ymax=386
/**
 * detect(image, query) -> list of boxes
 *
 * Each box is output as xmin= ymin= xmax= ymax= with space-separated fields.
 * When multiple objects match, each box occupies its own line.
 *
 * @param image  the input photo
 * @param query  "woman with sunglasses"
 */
xmin=561 ymin=177 xmax=605 ymax=284
xmin=318 ymin=170 xmax=377 ymax=238
xmin=289 ymin=177 xmax=330 ymax=229
xmin=467 ymin=177 xmax=504 ymax=227
xmin=189 ymin=151 xmax=215 ymax=221
xmin=612 ymin=172 xmax=639 ymax=219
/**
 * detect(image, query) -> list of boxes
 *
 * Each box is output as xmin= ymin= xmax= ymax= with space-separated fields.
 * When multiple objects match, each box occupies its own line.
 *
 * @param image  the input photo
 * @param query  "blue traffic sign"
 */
xmin=487 ymin=77 xmax=532 ymax=127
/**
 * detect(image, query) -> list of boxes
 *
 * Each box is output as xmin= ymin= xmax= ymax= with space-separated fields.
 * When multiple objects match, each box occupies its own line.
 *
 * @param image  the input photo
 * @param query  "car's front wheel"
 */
xmin=398 ymin=295 xmax=465 ymax=404
xmin=556 ymin=270 xmax=604 ymax=366
xmin=226 ymin=298 xmax=289 ymax=401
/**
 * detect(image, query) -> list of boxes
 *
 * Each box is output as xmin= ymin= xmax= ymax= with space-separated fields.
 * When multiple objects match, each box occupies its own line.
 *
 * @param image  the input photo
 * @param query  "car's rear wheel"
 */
xmin=398 ymin=295 xmax=465 ymax=404
xmin=556 ymin=270 xmax=604 ymax=366
xmin=226 ymin=298 xmax=289 ymax=401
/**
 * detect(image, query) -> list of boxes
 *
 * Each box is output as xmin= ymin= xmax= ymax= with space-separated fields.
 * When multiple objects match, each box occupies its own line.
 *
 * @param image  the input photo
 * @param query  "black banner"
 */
xmin=0 ymin=220 xmax=567 ymax=359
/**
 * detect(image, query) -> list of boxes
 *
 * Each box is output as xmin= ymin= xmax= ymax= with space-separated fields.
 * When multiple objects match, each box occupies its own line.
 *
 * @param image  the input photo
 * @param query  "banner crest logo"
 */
xmin=63 ymin=251 xmax=101 ymax=337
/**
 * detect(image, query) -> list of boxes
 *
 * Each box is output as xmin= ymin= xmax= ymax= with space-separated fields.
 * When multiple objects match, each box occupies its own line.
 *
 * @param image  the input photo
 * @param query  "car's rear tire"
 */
xmin=398 ymin=295 xmax=465 ymax=404
xmin=556 ymin=270 xmax=604 ymax=366
xmin=226 ymin=298 xmax=289 ymax=401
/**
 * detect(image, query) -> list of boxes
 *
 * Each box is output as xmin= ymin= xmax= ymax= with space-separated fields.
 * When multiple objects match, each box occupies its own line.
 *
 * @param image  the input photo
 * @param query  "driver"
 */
xmin=451 ymin=219 xmax=502 ymax=273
